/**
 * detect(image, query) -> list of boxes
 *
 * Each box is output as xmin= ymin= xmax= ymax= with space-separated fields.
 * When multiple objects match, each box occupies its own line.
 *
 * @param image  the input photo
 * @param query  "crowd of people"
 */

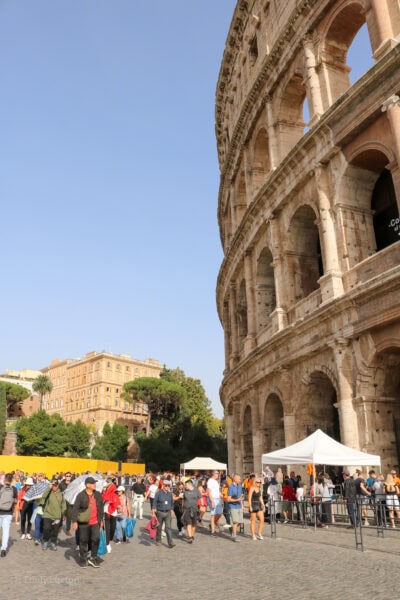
xmin=1 ymin=466 xmax=400 ymax=567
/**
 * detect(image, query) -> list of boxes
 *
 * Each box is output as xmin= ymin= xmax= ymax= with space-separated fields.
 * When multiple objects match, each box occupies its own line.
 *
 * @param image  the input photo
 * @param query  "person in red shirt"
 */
xmin=72 ymin=477 xmax=104 ymax=569
xmin=102 ymin=478 xmax=121 ymax=553
xmin=282 ymin=477 xmax=296 ymax=523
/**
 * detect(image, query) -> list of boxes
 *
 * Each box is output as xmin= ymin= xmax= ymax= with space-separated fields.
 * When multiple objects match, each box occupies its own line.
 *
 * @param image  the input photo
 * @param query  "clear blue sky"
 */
xmin=0 ymin=2 xmax=371 ymax=418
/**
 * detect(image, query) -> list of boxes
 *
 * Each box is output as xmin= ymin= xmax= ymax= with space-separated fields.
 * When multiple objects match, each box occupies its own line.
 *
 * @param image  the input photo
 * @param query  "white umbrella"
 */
xmin=24 ymin=481 xmax=49 ymax=502
xmin=63 ymin=473 xmax=106 ymax=505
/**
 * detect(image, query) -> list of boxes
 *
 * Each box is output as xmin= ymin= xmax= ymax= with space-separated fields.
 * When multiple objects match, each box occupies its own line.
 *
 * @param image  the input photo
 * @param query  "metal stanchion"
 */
xmin=354 ymin=498 xmax=364 ymax=551
xmin=269 ymin=497 xmax=276 ymax=538
xmin=374 ymin=498 xmax=385 ymax=538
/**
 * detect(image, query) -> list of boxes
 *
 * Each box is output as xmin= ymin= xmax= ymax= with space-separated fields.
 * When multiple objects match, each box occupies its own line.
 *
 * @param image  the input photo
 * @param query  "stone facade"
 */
xmin=216 ymin=0 xmax=400 ymax=475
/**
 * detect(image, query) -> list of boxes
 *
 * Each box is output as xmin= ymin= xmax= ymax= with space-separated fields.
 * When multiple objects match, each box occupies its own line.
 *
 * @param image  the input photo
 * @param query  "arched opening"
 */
xmin=263 ymin=394 xmax=285 ymax=453
xmin=243 ymin=405 xmax=254 ymax=473
xmin=235 ymin=170 xmax=247 ymax=224
xmin=372 ymin=169 xmax=399 ymax=251
xmin=340 ymin=150 xmax=399 ymax=267
xmin=303 ymin=96 xmax=310 ymax=132
xmin=289 ymin=205 xmax=323 ymax=303
xmin=277 ymin=73 xmax=306 ymax=158
xmin=252 ymin=128 xmax=270 ymax=193
xmin=322 ymin=3 xmax=369 ymax=105
xmin=301 ymin=371 xmax=340 ymax=441
xmin=223 ymin=197 xmax=233 ymax=248
xmin=237 ymin=279 xmax=248 ymax=348
xmin=370 ymin=348 xmax=400 ymax=469
xmin=348 ymin=23 xmax=373 ymax=85
xmin=256 ymin=247 xmax=276 ymax=331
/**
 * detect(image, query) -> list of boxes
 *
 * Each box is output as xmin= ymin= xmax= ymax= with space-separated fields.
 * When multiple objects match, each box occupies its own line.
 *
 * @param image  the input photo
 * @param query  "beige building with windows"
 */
xmin=41 ymin=351 xmax=162 ymax=436
xmin=216 ymin=0 xmax=400 ymax=474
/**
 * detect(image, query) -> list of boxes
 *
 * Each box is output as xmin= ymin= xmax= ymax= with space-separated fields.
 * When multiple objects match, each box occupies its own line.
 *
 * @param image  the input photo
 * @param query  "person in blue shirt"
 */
xmin=152 ymin=480 xmax=175 ymax=548
xmin=227 ymin=474 xmax=244 ymax=542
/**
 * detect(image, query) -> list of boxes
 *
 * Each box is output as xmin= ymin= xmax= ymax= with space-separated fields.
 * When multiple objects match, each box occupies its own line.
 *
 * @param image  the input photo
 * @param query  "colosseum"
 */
xmin=216 ymin=0 xmax=400 ymax=475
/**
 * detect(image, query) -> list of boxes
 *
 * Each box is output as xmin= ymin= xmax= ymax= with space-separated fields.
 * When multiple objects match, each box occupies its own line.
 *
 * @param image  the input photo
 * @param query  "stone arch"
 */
xmin=277 ymin=70 xmax=306 ymax=157
xmin=301 ymin=364 xmax=339 ymax=397
xmin=242 ymin=404 xmax=254 ymax=473
xmin=298 ymin=369 xmax=340 ymax=441
xmin=255 ymin=246 xmax=276 ymax=331
xmin=338 ymin=148 xmax=399 ymax=267
xmin=367 ymin=346 xmax=400 ymax=468
xmin=263 ymin=393 xmax=285 ymax=453
xmin=252 ymin=127 xmax=270 ymax=193
xmin=237 ymin=278 xmax=248 ymax=348
xmin=287 ymin=204 xmax=323 ymax=303
xmin=320 ymin=1 xmax=369 ymax=105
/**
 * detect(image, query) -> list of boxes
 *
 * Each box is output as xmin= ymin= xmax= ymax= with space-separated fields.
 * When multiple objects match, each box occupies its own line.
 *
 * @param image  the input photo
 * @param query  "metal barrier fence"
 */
xmin=267 ymin=495 xmax=398 ymax=551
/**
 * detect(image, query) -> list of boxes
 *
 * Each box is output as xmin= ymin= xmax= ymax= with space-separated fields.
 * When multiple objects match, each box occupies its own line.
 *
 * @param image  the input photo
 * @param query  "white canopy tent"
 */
xmin=261 ymin=429 xmax=381 ymax=467
xmin=180 ymin=456 xmax=227 ymax=475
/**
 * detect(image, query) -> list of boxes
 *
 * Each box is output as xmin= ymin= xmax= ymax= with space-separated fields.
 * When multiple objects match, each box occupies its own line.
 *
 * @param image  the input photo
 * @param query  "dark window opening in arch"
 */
xmin=243 ymin=405 xmax=254 ymax=472
xmin=372 ymin=169 xmax=399 ymax=251
xmin=305 ymin=372 xmax=340 ymax=442
xmin=290 ymin=205 xmax=323 ymax=301
xmin=256 ymin=247 xmax=276 ymax=330
xmin=237 ymin=279 xmax=248 ymax=346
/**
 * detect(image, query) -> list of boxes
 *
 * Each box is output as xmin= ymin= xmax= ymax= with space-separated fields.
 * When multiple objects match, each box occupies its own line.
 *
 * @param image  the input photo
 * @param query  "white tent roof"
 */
xmin=261 ymin=429 xmax=381 ymax=467
xmin=180 ymin=457 xmax=227 ymax=472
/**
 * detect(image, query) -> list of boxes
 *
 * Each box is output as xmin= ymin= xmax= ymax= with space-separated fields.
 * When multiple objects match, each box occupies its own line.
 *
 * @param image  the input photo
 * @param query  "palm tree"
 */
xmin=32 ymin=374 xmax=53 ymax=412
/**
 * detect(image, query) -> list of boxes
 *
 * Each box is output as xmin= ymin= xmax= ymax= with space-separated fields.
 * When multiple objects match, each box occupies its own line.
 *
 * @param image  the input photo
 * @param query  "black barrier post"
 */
xmin=375 ymin=499 xmax=385 ymax=538
xmin=269 ymin=497 xmax=276 ymax=538
xmin=354 ymin=498 xmax=364 ymax=551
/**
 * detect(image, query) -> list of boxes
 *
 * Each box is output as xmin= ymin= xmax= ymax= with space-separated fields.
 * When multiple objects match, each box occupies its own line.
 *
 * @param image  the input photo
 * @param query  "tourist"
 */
xmin=131 ymin=476 xmax=146 ymax=519
xmin=18 ymin=476 xmax=34 ymax=539
xmin=72 ymin=476 xmax=104 ymax=568
xmin=282 ymin=477 xmax=296 ymax=523
xmin=373 ymin=474 xmax=386 ymax=526
xmin=248 ymin=476 xmax=265 ymax=540
xmin=197 ymin=477 xmax=208 ymax=525
xmin=115 ymin=486 xmax=130 ymax=543
xmin=267 ymin=476 xmax=282 ymax=521
xmin=102 ymin=478 xmax=121 ymax=553
xmin=152 ymin=479 xmax=175 ymax=548
xmin=59 ymin=472 xmax=73 ymax=535
xmin=384 ymin=473 xmax=400 ymax=528
xmin=207 ymin=470 xmax=223 ymax=535
xmin=354 ymin=471 xmax=371 ymax=526
xmin=343 ymin=472 xmax=357 ymax=528
xmin=40 ymin=479 xmax=66 ymax=551
xmin=0 ymin=473 xmax=18 ymax=557
xmin=172 ymin=481 xmax=185 ymax=536
xmin=182 ymin=479 xmax=201 ymax=543
xmin=227 ymin=473 xmax=244 ymax=542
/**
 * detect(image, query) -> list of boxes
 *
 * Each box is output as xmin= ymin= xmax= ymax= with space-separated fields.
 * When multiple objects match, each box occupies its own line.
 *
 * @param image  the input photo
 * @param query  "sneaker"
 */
xmin=168 ymin=543 xmax=176 ymax=549
xmin=161 ymin=531 xmax=166 ymax=538
xmin=187 ymin=538 xmax=193 ymax=544
xmin=80 ymin=559 xmax=88 ymax=568
xmin=1 ymin=549 xmax=6 ymax=557
xmin=114 ymin=540 xmax=121 ymax=544
xmin=26 ymin=534 xmax=32 ymax=540
xmin=257 ymin=534 xmax=264 ymax=540
xmin=252 ymin=535 xmax=257 ymax=540
xmin=88 ymin=557 xmax=100 ymax=568
xmin=178 ymin=531 xmax=184 ymax=537
xmin=20 ymin=534 xmax=26 ymax=540
xmin=364 ymin=520 xmax=369 ymax=527
xmin=106 ymin=544 xmax=112 ymax=553
xmin=76 ymin=546 xmax=80 ymax=552
xmin=42 ymin=542 xmax=48 ymax=551
xmin=34 ymin=540 xmax=40 ymax=546
xmin=232 ymin=536 xmax=240 ymax=542
xmin=49 ymin=543 xmax=57 ymax=551
xmin=155 ymin=542 xmax=161 ymax=546
xmin=283 ymin=519 xmax=289 ymax=524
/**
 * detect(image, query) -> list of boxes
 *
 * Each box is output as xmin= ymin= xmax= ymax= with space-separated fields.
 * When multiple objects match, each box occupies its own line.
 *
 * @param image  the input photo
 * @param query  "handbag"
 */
xmin=125 ymin=517 xmax=136 ymax=538
xmin=97 ymin=529 xmax=107 ymax=556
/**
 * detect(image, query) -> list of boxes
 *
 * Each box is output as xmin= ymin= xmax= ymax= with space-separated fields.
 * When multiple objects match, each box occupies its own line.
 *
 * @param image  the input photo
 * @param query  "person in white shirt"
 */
xmin=207 ymin=471 xmax=223 ymax=535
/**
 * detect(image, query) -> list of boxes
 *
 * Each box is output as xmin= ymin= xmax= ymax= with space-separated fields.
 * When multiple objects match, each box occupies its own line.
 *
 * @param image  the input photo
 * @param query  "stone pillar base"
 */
xmin=319 ymin=272 xmax=344 ymax=304
xmin=270 ymin=307 xmax=288 ymax=333
xmin=373 ymin=38 xmax=398 ymax=61
xmin=244 ymin=335 xmax=257 ymax=356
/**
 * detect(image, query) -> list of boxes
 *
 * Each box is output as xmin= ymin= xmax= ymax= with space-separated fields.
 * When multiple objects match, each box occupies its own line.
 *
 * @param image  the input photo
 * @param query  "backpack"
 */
xmin=0 ymin=485 xmax=15 ymax=511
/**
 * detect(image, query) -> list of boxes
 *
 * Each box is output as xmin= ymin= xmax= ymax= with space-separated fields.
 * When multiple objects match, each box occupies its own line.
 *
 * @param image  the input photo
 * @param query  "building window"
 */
xmin=126 ymin=366 xmax=130 ymax=372
xmin=106 ymin=387 xmax=110 ymax=392
xmin=249 ymin=35 xmax=258 ymax=65
xmin=107 ymin=361 xmax=111 ymax=368
xmin=116 ymin=388 xmax=119 ymax=394
xmin=116 ymin=364 xmax=121 ymax=371
xmin=115 ymin=399 xmax=119 ymax=407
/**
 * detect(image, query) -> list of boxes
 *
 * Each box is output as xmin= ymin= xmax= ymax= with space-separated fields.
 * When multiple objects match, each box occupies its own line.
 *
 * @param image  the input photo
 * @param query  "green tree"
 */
xmin=66 ymin=420 xmax=91 ymax=457
xmin=32 ymin=374 xmax=53 ymax=411
xmin=16 ymin=411 xmax=68 ymax=456
xmin=0 ymin=381 xmax=30 ymax=417
xmin=122 ymin=377 xmax=187 ymax=434
xmin=91 ymin=422 xmax=129 ymax=461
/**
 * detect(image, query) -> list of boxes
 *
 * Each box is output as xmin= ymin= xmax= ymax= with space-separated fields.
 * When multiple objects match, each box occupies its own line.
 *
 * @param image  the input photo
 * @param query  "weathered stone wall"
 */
xmin=216 ymin=0 xmax=400 ymax=475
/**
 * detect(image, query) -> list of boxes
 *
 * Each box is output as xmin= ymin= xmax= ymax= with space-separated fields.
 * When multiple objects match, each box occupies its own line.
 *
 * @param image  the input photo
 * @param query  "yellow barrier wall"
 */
xmin=0 ymin=456 xmax=145 ymax=478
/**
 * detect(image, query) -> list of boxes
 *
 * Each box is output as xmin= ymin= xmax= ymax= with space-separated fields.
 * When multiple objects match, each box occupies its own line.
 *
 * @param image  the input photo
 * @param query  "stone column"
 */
xmin=367 ymin=0 xmax=397 ymax=60
xmin=269 ymin=213 xmax=288 ymax=332
xmin=332 ymin=340 xmax=360 ymax=449
xmin=243 ymin=144 xmax=253 ymax=205
xmin=284 ymin=415 xmax=296 ymax=447
xmin=233 ymin=400 xmax=243 ymax=473
xmin=244 ymin=248 xmax=257 ymax=354
xmin=222 ymin=301 xmax=231 ymax=373
xmin=265 ymin=96 xmax=279 ymax=169
xmin=315 ymin=165 xmax=344 ymax=302
xmin=228 ymin=283 xmax=239 ymax=370
xmin=303 ymin=35 xmax=324 ymax=123
xmin=382 ymin=95 xmax=400 ymax=213
xmin=225 ymin=404 xmax=236 ymax=474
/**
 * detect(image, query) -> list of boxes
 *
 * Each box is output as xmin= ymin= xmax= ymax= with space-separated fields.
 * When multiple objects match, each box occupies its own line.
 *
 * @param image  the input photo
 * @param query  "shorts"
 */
xmin=183 ymin=508 xmax=197 ymax=526
xmin=386 ymin=494 xmax=400 ymax=509
xmin=357 ymin=496 xmax=370 ymax=506
xmin=282 ymin=500 xmax=293 ymax=512
xmin=208 ymin=499 xmax=223 ymax=516
xmin=230 ymin=508 xmax=244 ymax=524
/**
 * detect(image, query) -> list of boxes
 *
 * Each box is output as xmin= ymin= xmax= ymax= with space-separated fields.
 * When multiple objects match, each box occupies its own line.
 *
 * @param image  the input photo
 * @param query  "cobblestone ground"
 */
xmin=2 ymin=510 xmax=399 ymax=600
